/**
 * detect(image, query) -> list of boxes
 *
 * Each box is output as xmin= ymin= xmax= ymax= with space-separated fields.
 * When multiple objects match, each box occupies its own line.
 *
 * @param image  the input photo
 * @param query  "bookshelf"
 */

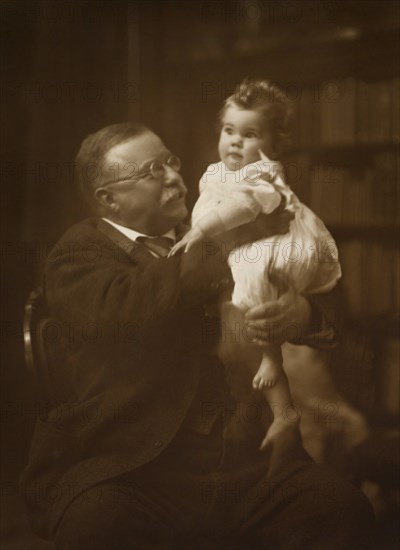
xmin=282 ymin=76 xmax=399 ymax=319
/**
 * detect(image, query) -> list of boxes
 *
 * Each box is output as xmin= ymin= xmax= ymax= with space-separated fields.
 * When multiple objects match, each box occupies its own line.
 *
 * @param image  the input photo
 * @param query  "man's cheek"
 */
xmin=160 ymin=195 xmax=171 ymax=208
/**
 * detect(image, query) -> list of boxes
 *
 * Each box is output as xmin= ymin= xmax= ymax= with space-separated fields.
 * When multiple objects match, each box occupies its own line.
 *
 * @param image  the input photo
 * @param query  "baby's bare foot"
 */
xmin=252 ymin=354 xmax=281 ymax=390
xmin=252 ymin=370 xmax=278 ymax=390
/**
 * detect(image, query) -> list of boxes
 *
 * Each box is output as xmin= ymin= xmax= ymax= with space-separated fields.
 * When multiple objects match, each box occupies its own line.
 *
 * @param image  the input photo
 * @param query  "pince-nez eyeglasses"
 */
xmin=101 ymin=155 xmax=182 ymax=188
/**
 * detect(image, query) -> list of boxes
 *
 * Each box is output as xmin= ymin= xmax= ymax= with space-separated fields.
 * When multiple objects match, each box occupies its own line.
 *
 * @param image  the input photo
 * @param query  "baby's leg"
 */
xmin=250 ymin=347 xmax=300 ymax=449
xmin=259 ymin=369 xmax=300 ymax=450
xmin=252 ymin=344 xmax=283 ymax=390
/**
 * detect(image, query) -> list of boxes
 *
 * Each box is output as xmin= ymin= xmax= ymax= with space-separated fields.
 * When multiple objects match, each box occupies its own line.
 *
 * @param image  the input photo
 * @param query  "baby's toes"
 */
xmin=258 ymin=379 xmax=267 ymax=389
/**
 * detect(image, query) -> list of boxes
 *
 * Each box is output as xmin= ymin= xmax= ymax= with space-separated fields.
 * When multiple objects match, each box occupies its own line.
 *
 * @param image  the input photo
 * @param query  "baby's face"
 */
xmin=218 ymin=105 xmax=272 ymax=171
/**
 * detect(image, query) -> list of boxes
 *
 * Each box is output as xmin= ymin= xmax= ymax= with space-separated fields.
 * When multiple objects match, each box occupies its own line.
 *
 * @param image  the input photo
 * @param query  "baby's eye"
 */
xmin=224 ymin=127 xmax=233 ymax=135
xmin=245 ymin=131 xmax=258 ymax=138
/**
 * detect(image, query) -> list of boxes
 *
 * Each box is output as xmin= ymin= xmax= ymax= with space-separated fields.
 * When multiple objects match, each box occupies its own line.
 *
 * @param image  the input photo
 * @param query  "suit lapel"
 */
xmin=96 ymin=218 xmax=190 ymax=263
xmin=96 ymin=218 xmax=155 ymax=263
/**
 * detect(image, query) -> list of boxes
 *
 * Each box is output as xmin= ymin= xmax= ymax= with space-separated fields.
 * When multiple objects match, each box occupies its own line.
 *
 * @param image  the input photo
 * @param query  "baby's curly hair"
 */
xmin=218 ymin=78 xmax=293 ymax=156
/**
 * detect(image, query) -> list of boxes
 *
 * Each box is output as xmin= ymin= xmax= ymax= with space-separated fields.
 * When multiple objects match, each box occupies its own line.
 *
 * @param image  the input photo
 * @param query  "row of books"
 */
xmin=292 ymin=77 xmax=400 ymax=146
xmin=339 ymin=240 xmax=399 ymax=316
xmin=307 ymin=152 xmax=399 ymax=224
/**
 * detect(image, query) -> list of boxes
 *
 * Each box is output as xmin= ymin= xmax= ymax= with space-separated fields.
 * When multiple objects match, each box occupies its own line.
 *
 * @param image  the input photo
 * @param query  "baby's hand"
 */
xmin=258 ymin=149 xmax=273 ymax=163
xmin=258 ymin=149 xmax=280 ymax=182
xmin=168 ymin=227 xmax=204 ymax=256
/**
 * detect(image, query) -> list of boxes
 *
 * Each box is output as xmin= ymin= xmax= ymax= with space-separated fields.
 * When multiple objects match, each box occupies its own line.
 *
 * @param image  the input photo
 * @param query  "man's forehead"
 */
xmin=107 ymin=131 xmax=170 ymax=164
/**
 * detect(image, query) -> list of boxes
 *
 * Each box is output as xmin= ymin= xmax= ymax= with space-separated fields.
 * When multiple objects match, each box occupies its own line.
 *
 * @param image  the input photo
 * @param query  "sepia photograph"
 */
xmin=1 ymin=1 xmax=399 ymax=548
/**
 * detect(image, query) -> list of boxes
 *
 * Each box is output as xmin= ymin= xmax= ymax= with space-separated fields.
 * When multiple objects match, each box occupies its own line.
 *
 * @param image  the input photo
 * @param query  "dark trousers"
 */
xmin=55 ymin=413 xmax=375 ymax=550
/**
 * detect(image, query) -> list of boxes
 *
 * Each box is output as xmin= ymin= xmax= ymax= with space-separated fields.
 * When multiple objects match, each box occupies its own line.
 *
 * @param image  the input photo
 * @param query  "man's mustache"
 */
xmin=163 ymin=189 xmax=186 ymax=203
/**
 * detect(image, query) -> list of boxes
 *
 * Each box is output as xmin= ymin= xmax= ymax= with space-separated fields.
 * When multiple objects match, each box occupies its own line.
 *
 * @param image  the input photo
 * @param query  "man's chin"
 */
xmin=178 ymin=204 xmax=189 ymax=221
xmin=167 ymin=202 xmax=189 ymax=225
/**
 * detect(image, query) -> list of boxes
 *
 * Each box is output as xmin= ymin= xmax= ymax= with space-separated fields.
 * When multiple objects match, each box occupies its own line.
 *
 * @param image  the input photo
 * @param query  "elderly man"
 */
xmin=21 ymin=123 xmax=374 ymax=549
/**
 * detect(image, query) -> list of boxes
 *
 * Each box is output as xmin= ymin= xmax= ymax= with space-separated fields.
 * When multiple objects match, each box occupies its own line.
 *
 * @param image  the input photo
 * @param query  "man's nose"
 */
xmin=163 ymin=165 xmax=185 ymax=188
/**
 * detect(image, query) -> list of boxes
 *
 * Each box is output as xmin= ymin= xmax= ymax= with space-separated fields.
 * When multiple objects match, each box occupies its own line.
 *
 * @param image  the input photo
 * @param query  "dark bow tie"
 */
xmin=137 ymin=236 xmax=175 ymax=257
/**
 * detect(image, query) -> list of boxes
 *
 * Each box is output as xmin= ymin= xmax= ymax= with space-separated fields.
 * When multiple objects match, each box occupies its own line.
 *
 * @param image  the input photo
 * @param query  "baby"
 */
xmin=170 ymin=79 xmax=342 ymax=448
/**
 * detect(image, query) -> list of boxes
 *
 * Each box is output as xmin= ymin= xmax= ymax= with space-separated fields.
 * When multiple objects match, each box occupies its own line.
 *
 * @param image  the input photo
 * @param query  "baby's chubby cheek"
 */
xmin=243 ymin=148 xmax=263 ymax=166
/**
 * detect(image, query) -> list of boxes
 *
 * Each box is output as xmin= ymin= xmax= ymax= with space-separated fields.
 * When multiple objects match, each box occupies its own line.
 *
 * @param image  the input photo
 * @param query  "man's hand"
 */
xmin=244 ymin=287 xmax=312 ymax=346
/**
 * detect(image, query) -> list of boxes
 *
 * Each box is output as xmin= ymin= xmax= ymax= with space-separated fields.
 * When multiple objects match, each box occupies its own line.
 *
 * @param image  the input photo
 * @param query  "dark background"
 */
xmin=1 ymin=1 xmax=399 ymax=548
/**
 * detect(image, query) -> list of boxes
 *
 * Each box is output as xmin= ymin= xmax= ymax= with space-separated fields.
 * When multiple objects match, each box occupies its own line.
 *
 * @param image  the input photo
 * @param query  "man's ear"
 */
xmin=94 ymin=187 xmax=119 ymax=214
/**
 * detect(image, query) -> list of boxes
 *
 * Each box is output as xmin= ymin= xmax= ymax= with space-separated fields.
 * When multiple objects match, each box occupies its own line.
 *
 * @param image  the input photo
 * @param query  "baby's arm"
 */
xmin=170 ymin=157 xmax=283 ymax=256
xmin=169 ymin=200 xmax=259 ymax=255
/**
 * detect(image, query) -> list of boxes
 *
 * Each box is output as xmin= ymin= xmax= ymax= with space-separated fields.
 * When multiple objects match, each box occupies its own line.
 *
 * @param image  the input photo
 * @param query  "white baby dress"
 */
xmin=192 ymin=154 xmax=342 ymax=310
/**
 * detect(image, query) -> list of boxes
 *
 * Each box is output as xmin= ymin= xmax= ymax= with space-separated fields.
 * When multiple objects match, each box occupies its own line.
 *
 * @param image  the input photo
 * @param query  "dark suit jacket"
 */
xmin=20 ymin=217 xmax=233 ymax=538
xmin=20 ymin=217 xmax=339 ymax=539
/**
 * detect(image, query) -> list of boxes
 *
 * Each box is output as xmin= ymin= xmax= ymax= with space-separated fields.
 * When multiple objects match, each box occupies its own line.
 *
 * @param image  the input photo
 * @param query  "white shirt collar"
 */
xmin=102 ymin=218 xmax=176 ymax=243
